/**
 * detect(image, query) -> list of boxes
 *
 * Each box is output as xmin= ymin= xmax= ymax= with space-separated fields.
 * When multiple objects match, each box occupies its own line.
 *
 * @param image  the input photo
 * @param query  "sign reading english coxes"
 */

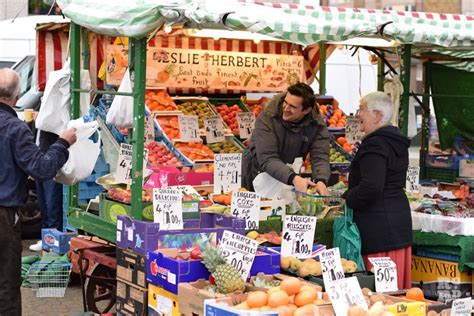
xmin=106 ymin=46 xmax=305 ymax=92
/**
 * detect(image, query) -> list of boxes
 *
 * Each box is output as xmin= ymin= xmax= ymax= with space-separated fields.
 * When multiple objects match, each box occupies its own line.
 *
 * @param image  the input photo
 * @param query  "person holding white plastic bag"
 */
xmin=0 ymin=68 xmax=76 ymax=316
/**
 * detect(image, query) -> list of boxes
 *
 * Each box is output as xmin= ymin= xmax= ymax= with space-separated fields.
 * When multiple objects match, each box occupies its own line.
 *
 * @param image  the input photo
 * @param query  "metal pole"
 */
xmin=420 ymin=61 xmax=431 ymax=180
xmin=129 ymin=38 xmax=147 ymax=220
xmin=400 ymin=44 xmax=412 ymax=136
xmin=68 ymin=22 xmax=81 ymax=210
xmin=377 ymin=53 xmax=385 ymax=92
xmin=319 ymin=42 xmax=326 ymax=95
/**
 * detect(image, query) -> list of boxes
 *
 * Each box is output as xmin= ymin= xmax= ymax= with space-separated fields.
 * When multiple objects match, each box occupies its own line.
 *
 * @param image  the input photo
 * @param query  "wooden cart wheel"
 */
xmin=84 ymin=263 xmax=116 ymax=313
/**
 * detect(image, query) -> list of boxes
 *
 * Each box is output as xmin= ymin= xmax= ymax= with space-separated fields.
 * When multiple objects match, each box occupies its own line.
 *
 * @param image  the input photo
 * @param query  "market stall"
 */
xmin=28 ymin=0 xmax=474 ymax=315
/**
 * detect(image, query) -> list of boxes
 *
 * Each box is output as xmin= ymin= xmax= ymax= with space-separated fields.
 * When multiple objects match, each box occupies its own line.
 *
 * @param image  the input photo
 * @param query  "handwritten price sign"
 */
xmin=231 ymin=191 xmax=260 ymax=230
xmin=214 ymin=153 xmax=242 ymax=194
xmin=237 ymin=112 xmax=256 ymax=139
xmin=281 ymin=215 xmax=316 ymax=259
xmin=178 ymin=115 xmax=200 ymax=141
xmin=204 ymin=115 xmax=225 ymax=144
xmin=219 ymin=230 xmax=258 ymax=280
xmin=368 ymin=257 xmax=398 ymax=292
xmin=115 ymin=143 xmax=133 ymax=184
xmin=346 ymin=116 xmax=364 ymax=144
xmin=153 ymin=187 xmax=183 ymax=230
xmin=145 ymin=115 xmax=155 ymax=143
xmin=451 ymin=297 xmax=472 ymax=316
xmin=406 ymin=165 xmax=420 ymax=193
xmin=327 ymin=277 xmax=368 ymax=316
xmin=320 ymin=248 xmax=345 ymax=286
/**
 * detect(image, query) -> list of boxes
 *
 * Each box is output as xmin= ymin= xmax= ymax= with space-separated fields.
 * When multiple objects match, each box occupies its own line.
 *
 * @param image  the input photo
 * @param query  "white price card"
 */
xmin=451 ymin=297 xmax=473 ymax=316
xmin=218 ymin=230 xmax=258 ymax=280
xmin=368 ymin=257 xmax=398 ymax=293
xmin=326 ymin=277 xmax=368 ymax=316
xmin=204 ymin=115 xmax=225 ymax=144
xmin=153 ymin=187 xmax=183 ymax=230
xmin=145 ymin=115 xmax=155 ymax=143
xmin=237 ymin=112 xmax=256 ymax=139
xmin=281 ymin=215 xmax=317 ymax=259
xmin=320 ymin=248 xmax=345 ymax=285
xmin=115 ymin=143 xmax=133 ymax=184
xmin=406 ymin=165 xmax=420 ymax=193
xmin=231 ymin=191 xmax=261 ymax=230
xmin=178 ymin=115 xmax=200 ymax=141
xmin=214 ymin=153 xmax=242 ymax=194
xmin=346 ymin=116 xmax=365 ymax=144
xmin=171 ymin=185 xmax=204 ymax=201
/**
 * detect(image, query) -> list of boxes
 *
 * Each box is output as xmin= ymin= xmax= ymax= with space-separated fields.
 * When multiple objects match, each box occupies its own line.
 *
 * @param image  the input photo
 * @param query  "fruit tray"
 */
xmin=145 ymin=89 xmax=180 ymax=114
xmin=329 ymin=136 xmax=354 ymax=161
xmin=206 ymin=137 xmax=245 ymax=154
xmin=145 ymin=141 xmax=183 ymax=167
xmin=209 ymin=98 xmax=250 ymax=136
xmin=173 ymin=96 xmax=218 ymax=130
xmin=174 ymin=141 xmax=215 ymax=164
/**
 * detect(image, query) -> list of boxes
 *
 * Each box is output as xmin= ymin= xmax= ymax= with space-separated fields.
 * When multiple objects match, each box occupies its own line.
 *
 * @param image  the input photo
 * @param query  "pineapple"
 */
xmin=201 ymin=247 xmax=245 ymax=294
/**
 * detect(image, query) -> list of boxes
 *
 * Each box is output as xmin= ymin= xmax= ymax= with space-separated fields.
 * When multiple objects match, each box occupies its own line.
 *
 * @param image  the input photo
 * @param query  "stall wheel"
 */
xmin=84 ymin=263 xmax=116 ymax=313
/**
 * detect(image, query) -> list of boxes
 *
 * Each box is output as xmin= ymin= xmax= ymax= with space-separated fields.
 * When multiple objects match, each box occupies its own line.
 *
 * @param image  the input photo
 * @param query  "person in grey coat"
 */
xmin=242 ymin=83 xmax=330 ymax=194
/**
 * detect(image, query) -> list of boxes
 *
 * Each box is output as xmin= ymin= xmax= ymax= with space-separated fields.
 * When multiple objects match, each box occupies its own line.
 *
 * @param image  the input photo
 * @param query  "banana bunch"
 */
xmin=201 ymin=204 xmax=231 ymax=216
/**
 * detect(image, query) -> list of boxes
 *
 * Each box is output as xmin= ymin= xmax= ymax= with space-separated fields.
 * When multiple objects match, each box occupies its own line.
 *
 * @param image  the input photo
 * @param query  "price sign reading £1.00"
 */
xmin=219 ymin=230 xmax=258 ymax=280
xmin=327 ymin=277 xmax=368 ymax=316
xmin=178 ymin=115 xmax=200 ymax=142
xmin=319 ymin=248 xmax=345 ymax=286
xmin=204 ymin=115 xmax=225 ymax=144
xmin=237 ymin=112 xmax=256 ymax=139
xmin=281 ymin=215 xmax=317 ymax=259
xmin=153 ymin=187 xmax=183 ymax=230
xmin=368 ymin=257 xmax=398 ymax=293
xmin=231 ymin=191 xmax=261 ymax=230
xmin=214 ymin=153 xmax=242 ymax=194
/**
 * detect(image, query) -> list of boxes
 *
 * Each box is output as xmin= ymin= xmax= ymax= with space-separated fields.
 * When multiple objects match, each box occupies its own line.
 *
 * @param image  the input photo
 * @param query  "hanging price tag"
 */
xmin=115 ymin=143 xmax=133 ymax=184
xmin=153 ymin=187 xmax=183 ymax=230
xmin=231 ymin=191 xmax=260 ymax=230
xmin=326 ymin=277 xmax=368 ymax=316
xmin=281 ymin=215 xmax=317 ymax=259
xmin=368 ymin=257 xmax=398 ymax=293
xmin=145 ymin=116 xmax=155 ymax=143
xmin=346 ymin=116 xmax=364 ymax=144
xmin=451 ymin=297 xmax=473 ymax=316
xmin=214 ymin=153 xmax=242 ymax=194
xmin=204 ymin=115 xmax=225 ymax=144
xmin=178 ymin=115 xmax=200 ymax=141
xmin=406 ymin=165 xmax=420 ymax=193
xmin=218 ymin=230 xmax=258 ymax=280
xmin=320 ymin=248 xmax=345 ymax=285
xmin=237 ymin=112 xmax=256 ymax=139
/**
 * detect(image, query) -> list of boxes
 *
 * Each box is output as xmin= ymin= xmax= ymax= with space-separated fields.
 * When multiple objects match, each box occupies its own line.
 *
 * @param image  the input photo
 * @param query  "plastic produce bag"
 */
xmin=106 ymin=68 xmax=133 ymax=128
xmin=333 ymin=204 xmax=366 ymax=271
xmin=35 ymin=60 xmax=91 ymax=135
xmin=55 ymin=118 xmax=101 ymax=185
xmin=253 ymin=172 xmax=295 ymax=202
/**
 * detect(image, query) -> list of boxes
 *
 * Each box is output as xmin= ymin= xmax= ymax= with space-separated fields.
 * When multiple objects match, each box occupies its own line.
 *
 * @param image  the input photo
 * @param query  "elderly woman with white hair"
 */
xmin=342 ymin=91 xmax=412 ymax=290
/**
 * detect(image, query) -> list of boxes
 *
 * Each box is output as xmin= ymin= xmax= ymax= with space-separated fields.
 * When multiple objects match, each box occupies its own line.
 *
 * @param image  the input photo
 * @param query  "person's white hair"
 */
xmin=0 ymin=68 xmax=21 ymax=101
xmin=360 ymin=91 xmax=394 ymax=125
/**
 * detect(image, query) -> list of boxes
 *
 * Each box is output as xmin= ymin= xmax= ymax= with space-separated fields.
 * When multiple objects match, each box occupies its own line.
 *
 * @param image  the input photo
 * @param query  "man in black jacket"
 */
xmin=242 ymin=83 xmax=330 ymax=194
xmin=0 ymin=68 xmax=77 ymax=315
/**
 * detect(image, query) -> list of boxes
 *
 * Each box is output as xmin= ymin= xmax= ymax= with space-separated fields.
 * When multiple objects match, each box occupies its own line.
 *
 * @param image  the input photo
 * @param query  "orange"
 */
xmin=246 ymin=291 xmax=268 ymax=308
xmin=280 ymin=277 xmax=302 ymax=296
xmin=336 ymin=137 xmax=347 ymax=146
xmin=267 ymin=290 xmax=289 ymax=308
xmin=343 ymin=143 xmax=352 ymax=153
xmin=406 ymin=287 xmax=424 ymax=301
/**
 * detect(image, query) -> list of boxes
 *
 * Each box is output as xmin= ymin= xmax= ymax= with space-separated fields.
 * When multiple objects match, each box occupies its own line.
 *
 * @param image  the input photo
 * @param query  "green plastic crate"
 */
xmin=424 ymin=167 xmax=459 ymax=183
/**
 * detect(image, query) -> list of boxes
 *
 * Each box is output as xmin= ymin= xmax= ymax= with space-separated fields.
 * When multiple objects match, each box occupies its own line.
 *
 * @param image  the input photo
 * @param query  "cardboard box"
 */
xmin=411 ymin=255 xmax=473 ymax=303
xmin=41 ymin=229 xmax=77 ymax=255
xmin=204 ymin=297 xmax=279 ymax=316
xmin=116 ymin=279 xmax=147 ymax=316
xmin=99 ymin=193 xmax=154 ymax=224
xmin=117 ymin=213 xmax=245 ymax=256
xmin=148 ymin=284 xmax=180 ymax=316
xmin=116 ymin=248 xmax=147 ymax=288
xmin=145 ymin=166 xmax=213 ymax=188
xmin=178 ymin=279 xmax=228 ymax=316
xmin=426 ymin=155 xmax=461 ymax=170
xmin=259 ymin=199 xmax=286 ymax=221
xmin=459 ymin=158 xmax=474 ymax=178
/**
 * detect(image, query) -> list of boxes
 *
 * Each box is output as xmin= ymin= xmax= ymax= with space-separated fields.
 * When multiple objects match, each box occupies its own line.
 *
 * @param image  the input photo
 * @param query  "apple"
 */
xmin=150 ymin=260 xmax=159 ymax=276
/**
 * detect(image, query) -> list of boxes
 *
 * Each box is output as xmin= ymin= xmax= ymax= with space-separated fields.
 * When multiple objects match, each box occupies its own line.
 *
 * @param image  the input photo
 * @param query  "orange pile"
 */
xmin=212 ymin=193 xmax=232 ymax=205
xmin=145 ymin=90 xmax=178 ymax=111
xmin=336 ymin=136 xmax=353 ymax=154
xmin=319 ymin=104 xmax=346 ymax=128
xmin=175 ymin=142 xmax=214 ymax=161
xmin=157 ymin=116 xmax=180 ymax=139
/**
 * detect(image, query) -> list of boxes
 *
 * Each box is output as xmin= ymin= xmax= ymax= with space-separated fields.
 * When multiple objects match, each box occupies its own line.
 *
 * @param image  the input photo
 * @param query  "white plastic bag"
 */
xmin=35 ymin=60 xmax=92 ymax=135
xmin=55 ymin=118 xmax=101 ymax=185
xmin=253 ymin=172 xmax=295 ymax=202
xmin=106 ymin=68 xmax=133 ymax=128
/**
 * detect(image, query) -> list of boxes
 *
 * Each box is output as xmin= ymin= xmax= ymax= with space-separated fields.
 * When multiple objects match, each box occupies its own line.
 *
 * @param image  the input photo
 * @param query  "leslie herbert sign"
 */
xmin=106 ymin=46 xmax=305 ymax=91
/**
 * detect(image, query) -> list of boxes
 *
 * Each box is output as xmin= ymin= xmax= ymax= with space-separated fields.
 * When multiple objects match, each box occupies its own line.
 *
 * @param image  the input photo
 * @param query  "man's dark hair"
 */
xmin=287 ymin=82 xmax=316 ymax=110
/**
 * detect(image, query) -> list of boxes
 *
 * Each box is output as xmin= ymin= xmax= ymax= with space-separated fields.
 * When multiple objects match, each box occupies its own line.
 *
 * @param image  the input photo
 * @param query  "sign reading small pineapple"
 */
xmin=153 ymin=187 xmax=183 ymax=230
xmin=231 ymin=191 xmax=261 ymax=230
xmin=237 ymin=112 xmax=256 ymax=139
xmin=204 ymin=115 xmax=225 ymax=144
xmin=214 ymin=153 xmax=242 ymax=194
xmin=219 ymin=230 xmax=258 ymax=280
xmin=368 ymin=257 xmax=398 ymax=293
xmin=178 ymin=115 xmax=200 ymax=142
xmin=319 ymin=248 xmax=345 ymax=286
xmin=326 ymin=276 xmax=368 ymax=316
xmin=281 ymin=215 xmax=316 ymax=259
